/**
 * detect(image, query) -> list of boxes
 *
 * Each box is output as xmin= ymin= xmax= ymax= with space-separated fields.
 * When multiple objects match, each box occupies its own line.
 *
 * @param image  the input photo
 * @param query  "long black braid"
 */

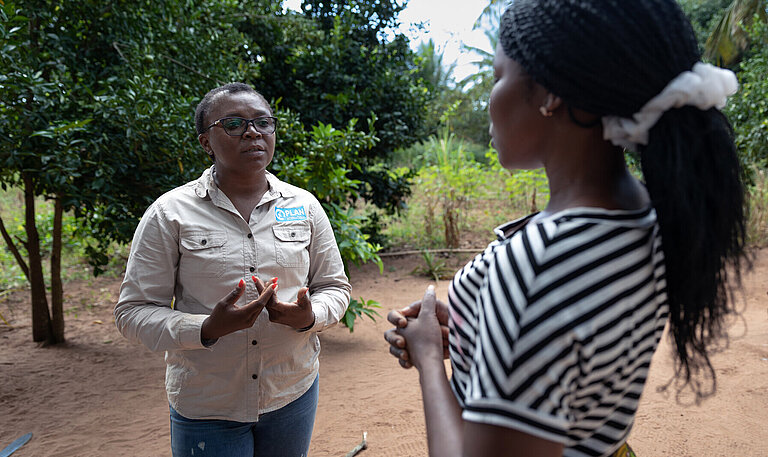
xmin=500 ymin=0 xmax=749 ymax=399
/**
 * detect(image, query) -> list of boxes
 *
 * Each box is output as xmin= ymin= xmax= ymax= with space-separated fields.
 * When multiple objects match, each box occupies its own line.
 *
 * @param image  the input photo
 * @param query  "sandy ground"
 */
xmin=1 ymin=249 xmax=767 ymax=457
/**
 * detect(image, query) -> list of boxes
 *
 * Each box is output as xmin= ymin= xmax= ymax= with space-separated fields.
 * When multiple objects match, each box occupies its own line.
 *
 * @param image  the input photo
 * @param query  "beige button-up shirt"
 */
xmin=115 ymin=166 xmax=351 ymax=421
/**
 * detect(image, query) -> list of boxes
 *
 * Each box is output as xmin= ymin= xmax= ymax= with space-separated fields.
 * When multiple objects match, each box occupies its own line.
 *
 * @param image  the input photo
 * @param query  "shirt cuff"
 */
xmin=178 ymin=313 xmax=213 ymax=349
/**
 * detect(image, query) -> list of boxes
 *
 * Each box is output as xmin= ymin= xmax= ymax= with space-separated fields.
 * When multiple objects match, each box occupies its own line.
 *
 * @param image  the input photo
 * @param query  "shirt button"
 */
xmin=252 ymin=374 xmax=258 ymax=380
xmin=247 ymin=233 xmax=253 ymax=238
xmin=290 ymin=232 xmax=296 ymax=238
xmin=251 ymin=340 xmax=257 ymax=345
xmin=249 ymin=266 xmax=255 ymax=272
xmin=201 ymin=239 xmax=207 ymax=245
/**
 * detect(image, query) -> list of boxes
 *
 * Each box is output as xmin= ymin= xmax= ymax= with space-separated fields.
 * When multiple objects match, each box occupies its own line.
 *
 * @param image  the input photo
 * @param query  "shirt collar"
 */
xmin=193 ymin=166 xmax=297 ymax=200
xmin=493 ymin=212 xmax=539 ymax=241
xmin=265 ymin=171 xmax=296 ymax=199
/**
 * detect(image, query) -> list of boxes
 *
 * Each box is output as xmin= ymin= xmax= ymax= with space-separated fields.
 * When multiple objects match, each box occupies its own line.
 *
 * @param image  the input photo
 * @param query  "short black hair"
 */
xmin=194 ymin=83 xmax=271 ymax=135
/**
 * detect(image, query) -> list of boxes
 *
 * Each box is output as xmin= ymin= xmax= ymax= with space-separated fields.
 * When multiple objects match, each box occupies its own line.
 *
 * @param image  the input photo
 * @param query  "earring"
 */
xmin=539 ymin=106 xmax=553 ymax=117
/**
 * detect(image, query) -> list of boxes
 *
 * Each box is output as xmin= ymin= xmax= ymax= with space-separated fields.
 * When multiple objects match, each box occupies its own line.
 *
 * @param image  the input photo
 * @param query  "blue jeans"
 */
xmin=170 ymin=375 xmax=318 ymax=457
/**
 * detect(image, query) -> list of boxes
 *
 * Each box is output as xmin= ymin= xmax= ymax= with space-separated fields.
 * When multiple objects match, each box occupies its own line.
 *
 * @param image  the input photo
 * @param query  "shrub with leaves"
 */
xmin=417 ymin=132 xmax=485 ymax=248
xmin=342 ymin=297 xmax=382 ymax=333
xmin=724 ymin=18 xmax=768 ymax=172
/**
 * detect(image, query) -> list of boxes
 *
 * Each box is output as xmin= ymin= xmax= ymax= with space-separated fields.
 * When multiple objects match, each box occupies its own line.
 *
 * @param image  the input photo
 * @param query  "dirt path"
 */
xmin=1 ymin=250 xmax=766 ymax=456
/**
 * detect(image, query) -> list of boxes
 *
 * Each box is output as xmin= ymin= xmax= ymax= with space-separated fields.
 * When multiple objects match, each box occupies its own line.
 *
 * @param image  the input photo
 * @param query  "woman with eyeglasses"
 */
xmin=384 ymin=1 xmax=749 ymax=456
xmin=115 ymin=82 xmax=350 ymax=456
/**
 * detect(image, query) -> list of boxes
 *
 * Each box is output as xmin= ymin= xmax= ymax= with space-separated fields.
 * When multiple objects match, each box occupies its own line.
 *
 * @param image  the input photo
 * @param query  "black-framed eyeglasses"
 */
xmin=204 ymin=116 xmax=278 ymax=136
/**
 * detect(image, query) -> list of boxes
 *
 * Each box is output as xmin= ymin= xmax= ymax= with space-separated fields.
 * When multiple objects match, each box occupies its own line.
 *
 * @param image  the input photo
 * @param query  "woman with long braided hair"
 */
xmin=384 ymin=1 xmax=749 ymax=456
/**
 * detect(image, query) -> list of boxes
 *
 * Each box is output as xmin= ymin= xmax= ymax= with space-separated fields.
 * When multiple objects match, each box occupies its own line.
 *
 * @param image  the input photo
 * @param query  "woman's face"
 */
xmin=198 ymin=91 xmax=276 ymax=177
xmin=488 ymin=43 xmax=549 ymax=170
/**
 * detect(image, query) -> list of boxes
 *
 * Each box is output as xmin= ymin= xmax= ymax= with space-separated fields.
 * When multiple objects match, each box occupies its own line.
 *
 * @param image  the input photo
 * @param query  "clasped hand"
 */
xmin=384 ymin=286 xmax=451 ymax=370
xmin=201 ymin=276 xmax=314 ymax=340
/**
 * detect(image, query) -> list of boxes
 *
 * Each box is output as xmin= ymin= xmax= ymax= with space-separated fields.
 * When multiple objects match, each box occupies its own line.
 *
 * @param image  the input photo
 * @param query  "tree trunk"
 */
xmin=24 ymin=173 xmax=52 ymax=343
xmin=50 ymin=196 xmax=65 ymax=343
xmin=0 ymin=215 xmax=30 ymax=280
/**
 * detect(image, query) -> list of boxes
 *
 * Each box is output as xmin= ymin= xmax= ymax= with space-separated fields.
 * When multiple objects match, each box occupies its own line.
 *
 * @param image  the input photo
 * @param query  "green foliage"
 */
xmin=0 ymin=0 xmax=424 ymax=337
xmin=724 ymin=18 xmax=768 ymax=170
xmin=484 ymin=150 xmax=550 ymax=214
xmin=0 ymin=0 xmax=425 ymax=262
xmin=233 ymin=0 xmax=429 ymax=244
xmin=411 ymin=3 xmax=498 ymax=150
xmin=247 ymin=1 xmax=431 ymax=164
xmin=704 ymin=0 xmax=767 ymax=66
xmin=0 ymin=189 xmax=127 ymax=291
xmin=746 ymin=167 xmax=768 ymax=245
xmin=678 ymin=0 xmax=735 ymax=49
xmin=384 ymin=136 xmax=549 ymax=250
xmin=411 ymin=250 xmax=451 ymax=281
xmin=0 ymin=0 xmax=256 ymax=270
xmin=272 ymin=109 xmax=383 ymax=272
xmin=417 ymin=132 xmax=486 ymax=248
xmin=417 ymin=133 xmax=480 ymax=248
xmin=416 ymin=39 xmax=457 ymax=91
xmin=342 ymin=296 xmax=381 ymax=332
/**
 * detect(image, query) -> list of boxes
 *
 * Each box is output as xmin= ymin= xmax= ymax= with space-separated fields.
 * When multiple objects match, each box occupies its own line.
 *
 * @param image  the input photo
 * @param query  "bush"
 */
xmin=724 ymin=18 xmax=768 ymax=173
xmin=382 ymin=134 xmax=549 ymax=250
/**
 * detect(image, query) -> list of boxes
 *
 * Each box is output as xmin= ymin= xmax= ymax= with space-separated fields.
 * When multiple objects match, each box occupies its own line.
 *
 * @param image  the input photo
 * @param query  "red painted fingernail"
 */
xmin=252 ymin=275 xmax=257 ymax=282
xmin=238 ymin=279 xmax=245 ymax=288
xmin=272 ymin=283 xmax=278 ymax=290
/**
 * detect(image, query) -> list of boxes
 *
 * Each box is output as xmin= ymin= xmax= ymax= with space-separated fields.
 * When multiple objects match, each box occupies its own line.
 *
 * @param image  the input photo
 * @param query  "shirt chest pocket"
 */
xmin=179 ymin=231 xmax=227 ymax=278
xmin=272 ymin=223 xmax=311 ymax=268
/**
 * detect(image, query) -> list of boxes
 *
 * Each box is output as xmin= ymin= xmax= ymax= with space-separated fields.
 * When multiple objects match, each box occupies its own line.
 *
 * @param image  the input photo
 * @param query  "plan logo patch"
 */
xmin=275 ymin=206 xmax=307 ymax=222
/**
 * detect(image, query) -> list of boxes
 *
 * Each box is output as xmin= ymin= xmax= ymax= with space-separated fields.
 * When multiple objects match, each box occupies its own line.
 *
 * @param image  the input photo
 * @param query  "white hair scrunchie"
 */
xmin=602 ymin=62 xmax=738 ymax=150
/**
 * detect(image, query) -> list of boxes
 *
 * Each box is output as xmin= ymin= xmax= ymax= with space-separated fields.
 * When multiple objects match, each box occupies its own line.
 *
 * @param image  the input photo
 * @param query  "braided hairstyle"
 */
xmin=500 ymin=0 xmax=748 ymax=399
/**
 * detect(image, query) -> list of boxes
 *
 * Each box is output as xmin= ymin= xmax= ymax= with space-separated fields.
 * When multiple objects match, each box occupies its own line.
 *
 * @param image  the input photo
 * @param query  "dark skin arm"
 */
xmin=392 ymin=286 xmax=564 ymax=457
xmin=396 ymin=286 xmax=464 ymax=456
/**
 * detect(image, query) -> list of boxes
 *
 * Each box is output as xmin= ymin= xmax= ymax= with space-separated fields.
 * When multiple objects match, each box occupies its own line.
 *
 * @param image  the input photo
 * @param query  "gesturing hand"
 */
xmin=261 ymin=280 xmax=314 ymax=330
xmin=384 ymin=289 xmax=450 ymax=369
xmin=390 ymin=285 xmax=445 ymax=371
xmin=200 ymin=277 xmax=276 ymax=340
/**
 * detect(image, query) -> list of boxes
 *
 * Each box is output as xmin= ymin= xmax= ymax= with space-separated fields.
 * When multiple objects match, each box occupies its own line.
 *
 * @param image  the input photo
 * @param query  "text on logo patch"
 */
xmin=275 ymin=207 xmax=307 ymax=221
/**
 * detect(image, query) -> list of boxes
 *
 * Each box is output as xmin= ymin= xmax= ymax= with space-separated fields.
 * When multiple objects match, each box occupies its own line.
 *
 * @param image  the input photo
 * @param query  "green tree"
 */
xmin=414 ymin=38 xmax=461 ymax=138
xmin=0 ymin=0 xmax=256 ymax=343
xmin=678 ymin=0 xmax=734 ymax=46
xmin=445 ymin=2 xmax=503 ymax=148
xmin=724 ymin=18 xmax=768 ymax=169
xmin=247 ymin=1 xmax=431 ymax=158
xmin=0 ymin=0 xmax=397 ymax=343
xmin=241 ymin=1 xmax=429 ymax=217
xmin=417 ymin=39 xmax=457 ymax=91
xmin=703 ymin=0 xmax=767 ymax=66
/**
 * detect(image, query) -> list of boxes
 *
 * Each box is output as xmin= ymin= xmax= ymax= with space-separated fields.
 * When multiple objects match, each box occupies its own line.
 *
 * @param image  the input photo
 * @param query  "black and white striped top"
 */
xmin=448 ymin=207 xmax=668 ymax=457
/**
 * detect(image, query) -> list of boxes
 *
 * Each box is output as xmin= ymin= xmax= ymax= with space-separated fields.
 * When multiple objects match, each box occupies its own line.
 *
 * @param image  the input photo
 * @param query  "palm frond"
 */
xmin=704 ymin=0 xmax=768 ymax=66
